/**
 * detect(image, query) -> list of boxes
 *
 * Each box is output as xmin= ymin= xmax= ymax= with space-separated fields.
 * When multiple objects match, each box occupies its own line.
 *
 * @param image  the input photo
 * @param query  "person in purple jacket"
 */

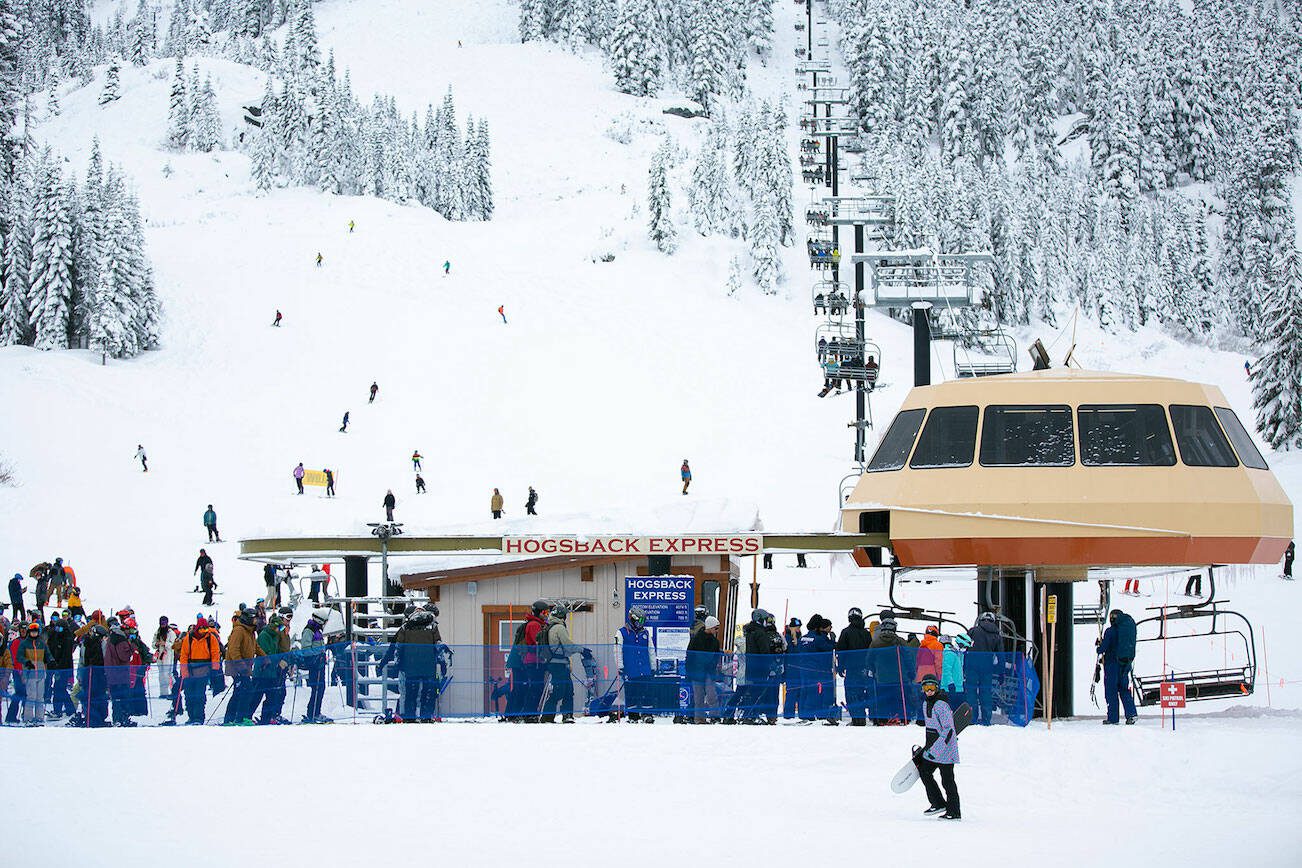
xmin=914 ymin=673 xmax=961 ymax=820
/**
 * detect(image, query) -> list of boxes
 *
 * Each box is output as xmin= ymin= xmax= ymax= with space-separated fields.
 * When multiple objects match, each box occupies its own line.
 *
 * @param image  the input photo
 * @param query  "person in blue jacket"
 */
xmin=914 ymin=673 xmax=961 ymax=820
xmin=795 ymin=615 xmax=839 ymax=724
xmin=781 ymin=617 xmax=803 ymax=719
xmin=964 ymin=611 xmax=1002 ymax=725
xmin=1097 ymin=608 xmax=1138 ymax=725
xmin=617 ymin=607 xmax=656 ymax=721
xmin=940 ymin=632 xmax=970 ymax=707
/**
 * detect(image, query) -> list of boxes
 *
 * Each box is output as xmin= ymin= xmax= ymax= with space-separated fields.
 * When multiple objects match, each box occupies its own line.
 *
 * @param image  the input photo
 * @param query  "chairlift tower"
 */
xmin=849 ymin=249 xmax=995 ymax=388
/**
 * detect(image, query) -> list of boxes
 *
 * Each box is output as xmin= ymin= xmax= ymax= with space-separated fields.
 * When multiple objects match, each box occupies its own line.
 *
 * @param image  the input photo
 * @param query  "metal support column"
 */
xmin=912 ymin=301 xmax=932 ymax=387
xmin=1033 ymin=580 xmax=1075 ymax=719
xmin=344 ymin=555 xmax=368 ymax=614
xmin=854 ymin=223 xmax=866 ymax=465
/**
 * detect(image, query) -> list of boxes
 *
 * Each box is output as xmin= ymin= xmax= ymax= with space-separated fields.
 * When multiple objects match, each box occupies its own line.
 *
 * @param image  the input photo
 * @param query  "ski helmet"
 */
xmin=694 ymin=605 xmax=708 ymax=621
xmin=423 ymin=603 xmax=439 ymax=617
xmin=788 ymin=616 xmax=802 ymax=629
xmin=926 ymin=625 xmax=940 ymax=637
xmin=979 ymin=611 xmax=997 ymax=623
xmin=954 ymin=633 xmax=973 ymax=650
xmin=532 ymin=599 xmax=552 ymax=615
xmin=750 ymin=608 xmax=768 ymax=625
xmin=627 ymin=606 xmax=647 ymax=628
xmin=552 ymin=603 xmax=569 ymax=618
xmin=920 ymin=673 xmax=940 ymax=688
xmin=847 ymin=607 xmax=863 ymax=621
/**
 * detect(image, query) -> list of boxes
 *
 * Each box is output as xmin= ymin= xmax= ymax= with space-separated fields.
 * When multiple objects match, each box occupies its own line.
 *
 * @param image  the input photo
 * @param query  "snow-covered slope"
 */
xmin=0 ymin=0 xmax=1296 ymax=664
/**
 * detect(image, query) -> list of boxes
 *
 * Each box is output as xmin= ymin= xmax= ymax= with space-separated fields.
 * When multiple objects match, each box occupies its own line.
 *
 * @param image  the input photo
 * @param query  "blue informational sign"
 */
xmin=625 ymin=576 xmax=694 ymax=679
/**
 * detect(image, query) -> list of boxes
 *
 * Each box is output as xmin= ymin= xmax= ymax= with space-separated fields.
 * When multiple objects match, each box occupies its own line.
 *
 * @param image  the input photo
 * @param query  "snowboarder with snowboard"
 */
xmin=135 ymin=444 xmax=148 ymax=472
xmin=194 ymin=549 xmax=217 ymax=605
xmin=913 ymin=673 xmax=962 ymax=820
xmin=415 ymin=474 xmax=427 ymax=494
xmin=497 ymin=304 xmax=507 ymax=324
xmin=273 ymin=310 xmax=282 ymax=327
xmin=340 ymin=411 xmax=350 ymax=433
xmin=369 ymin=381 xmax=379 ymax=403
xmin=203 ymin=504 xmax=220 ymax=542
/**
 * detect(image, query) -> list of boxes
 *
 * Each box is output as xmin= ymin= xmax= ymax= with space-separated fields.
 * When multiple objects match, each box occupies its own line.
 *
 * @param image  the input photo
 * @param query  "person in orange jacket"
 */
xmin=178 ymin=617 xmax=222 ymax=723
xmin=916 ymin=625 xmax=944 ymax=684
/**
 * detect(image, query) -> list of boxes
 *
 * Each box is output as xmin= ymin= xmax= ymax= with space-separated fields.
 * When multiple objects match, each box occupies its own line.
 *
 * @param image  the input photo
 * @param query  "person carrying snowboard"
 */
xmin=135 ymin=444 xmax=148 ymax=472
xmin=340 ymin=411 xmax=350 ymax=433
xmin=273 ymin=310 xmax=282 ymax=327
xmin=383 ymin=489 xmax=397 ymax=521
xmin=411 ymin=450 xmax=423 ymax=472
xmin=369 ymin=381 xmax=379 ymax=403
xmin=913 ymin=673 xmax=961 ymax=820
xmin=203 ymin=504 xmax=220 ymax=543
xmin=526 ymin=486 xmax=538 ymax=516
xmin=294 ymin=462 xmax=306 ymax=494
xmin=415 ymin=474 xmax=427 ymax=494
xmin=681 ymin=459 xmax=692 ymax=495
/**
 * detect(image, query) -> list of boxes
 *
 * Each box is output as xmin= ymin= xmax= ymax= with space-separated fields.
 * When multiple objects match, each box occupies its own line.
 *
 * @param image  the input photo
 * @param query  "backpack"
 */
xmin=511 ymin=621 xmax=529 ymax=647
xmin=533 ymin=622 xmax=556 ymax=664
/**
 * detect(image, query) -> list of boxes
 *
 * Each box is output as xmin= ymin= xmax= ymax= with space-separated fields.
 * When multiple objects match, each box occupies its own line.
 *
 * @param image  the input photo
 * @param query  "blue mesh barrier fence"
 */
xmin=0 ymin=645 xmax=1038 ymax=727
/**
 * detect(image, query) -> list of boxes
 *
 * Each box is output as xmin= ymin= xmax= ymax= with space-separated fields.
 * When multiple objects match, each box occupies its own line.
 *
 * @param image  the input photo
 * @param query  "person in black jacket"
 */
xmin=526 ymin=486 xmax=538 ymax=516
xmin=384 ymin=605 xmax=445 ymax=721
xmin=686 ymin=616 xmax=722 ymax=722
xmin=194 ymin=549 xmax=216 ymax=605
xmin=836 ymin=607 xmax=874 ymax=726
xmin=45 ymin=617 xmax=77 ymax=717
xmin=383 ymin=490 xmax=397 ymax=522
xmin=869 ymin=617 xmax=910 ymax=724
xmin=965 ymin=611 xmax=1003 ymax=725
xmin=81 ymin=624 xmax=110 ymax=727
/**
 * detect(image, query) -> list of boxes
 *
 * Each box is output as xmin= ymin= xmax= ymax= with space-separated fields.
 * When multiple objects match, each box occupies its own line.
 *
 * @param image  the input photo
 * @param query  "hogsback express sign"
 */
xmin=501 ymin=534 xmax=762 ymax=556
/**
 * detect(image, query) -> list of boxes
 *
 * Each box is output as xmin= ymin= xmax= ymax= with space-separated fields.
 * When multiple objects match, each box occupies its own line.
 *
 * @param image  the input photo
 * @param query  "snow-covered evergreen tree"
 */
xmin=191 ymin=75 xmax=221 ymax=152
xmin=166 ymin=58 xmax=188 ymax=150
xmin=749 ymin=192 xmax=781 ymax=294
xmin=1252 ymin=245 xmax=1302 ymax=449
xmin=647 ymin=138 xmax=676 ymax=254
xmin=99 ymin=59 xmax=121 ymax=106
xmin=688 ymin=122 xmax=730 ymax=236
xmin=28 ymin=161 xmax=74 ymax=351
xmin=610 ymin=0 xmax=661 ymax=97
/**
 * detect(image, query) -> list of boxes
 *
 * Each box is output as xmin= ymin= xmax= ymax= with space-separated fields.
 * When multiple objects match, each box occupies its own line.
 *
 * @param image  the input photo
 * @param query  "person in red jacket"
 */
xmin=516 ymin=600 xmax=552 ymax=722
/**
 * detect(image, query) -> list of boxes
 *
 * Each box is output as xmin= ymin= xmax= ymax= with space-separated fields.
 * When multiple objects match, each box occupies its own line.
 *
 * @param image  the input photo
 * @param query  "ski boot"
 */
xmin=560 ymin=713 xmax=576 ymax=724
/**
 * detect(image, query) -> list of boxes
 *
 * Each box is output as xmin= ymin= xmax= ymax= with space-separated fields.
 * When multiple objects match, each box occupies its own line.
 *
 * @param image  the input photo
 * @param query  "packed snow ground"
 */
xmin=7 ymin=713 xmax=1300 ymax=866
xmin=1 ymin=1 xmax=1301 ymax=863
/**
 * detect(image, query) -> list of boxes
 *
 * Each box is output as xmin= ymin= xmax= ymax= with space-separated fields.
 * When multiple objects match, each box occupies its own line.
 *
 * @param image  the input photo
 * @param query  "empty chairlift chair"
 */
xmin=952 ymin=329 xmax=1018 ymax=378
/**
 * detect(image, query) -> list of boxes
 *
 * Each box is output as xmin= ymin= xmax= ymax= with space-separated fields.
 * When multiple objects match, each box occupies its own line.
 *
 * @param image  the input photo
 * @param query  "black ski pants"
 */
xmin=542 ymin=662 xmax=574 ymax=717
xmin=182 ymin=675 xmax=208 ymax=722
xmin=207 ymin=524 xmax=219 ymax=542
xmin=914 ymin=756 xmax=960 ymax=817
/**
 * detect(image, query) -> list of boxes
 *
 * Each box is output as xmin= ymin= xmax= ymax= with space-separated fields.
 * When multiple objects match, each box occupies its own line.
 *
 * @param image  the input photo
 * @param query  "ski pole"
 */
xmin=205 ymin=683 xmax=233 ymax=725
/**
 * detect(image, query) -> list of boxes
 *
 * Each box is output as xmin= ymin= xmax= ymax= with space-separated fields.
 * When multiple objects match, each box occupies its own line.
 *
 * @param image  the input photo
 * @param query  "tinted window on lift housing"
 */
xmin=1213 ymin=407 xmax=1268 ymax=470
xmin=910 ymin=405 xmax=979 ymax=468
xmin=979 ymin=405 xmax=1075 ymax=466
xmin=1078 ymin=404 xmax=1176 ymax=466
xmin=867 ymin=408 xmax=926 ymax=472
xmin=1169 ymin=405 xmax=1238 ymax=467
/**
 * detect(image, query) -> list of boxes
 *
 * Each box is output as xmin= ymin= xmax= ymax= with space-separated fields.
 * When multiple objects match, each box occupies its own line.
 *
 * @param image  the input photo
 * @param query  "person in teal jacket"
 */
xmin=940 ymin=633 xmax=970 ymax=706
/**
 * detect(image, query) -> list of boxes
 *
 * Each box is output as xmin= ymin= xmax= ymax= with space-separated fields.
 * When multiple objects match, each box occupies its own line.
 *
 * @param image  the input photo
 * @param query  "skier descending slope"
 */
xmin=135 ymin=444 xmax=148 ymax=472
xmin=369 ymin=381 xmax=379 ymax=403
xmin=497 ymin=305 xmax=507 ymax=324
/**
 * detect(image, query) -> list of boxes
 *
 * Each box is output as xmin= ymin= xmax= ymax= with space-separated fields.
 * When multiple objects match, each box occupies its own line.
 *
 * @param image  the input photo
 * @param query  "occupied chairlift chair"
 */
xmin=807 ymin=237 xmax=840 ymax=270
xmin=812 ymin=280 xmax=851 ymax=316
xmin=1129 ymin=569 xmax=1258 ymax=706
xmin=816 ymin=322 xmax=881 ymax=389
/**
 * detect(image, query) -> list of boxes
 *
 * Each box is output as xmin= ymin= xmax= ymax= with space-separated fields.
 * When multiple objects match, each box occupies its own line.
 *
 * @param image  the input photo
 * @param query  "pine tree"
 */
xmin=520 ymin=0 xmax=546 ymax=42
xmin=647 ymin=138 xmax=676 ymax=254
xmin=166 ymin=58 xmax=188 ymax=150
xmin=28 ymin=162 xmax=74 ymax=351
xmin=472 ymin=118 xmax=493 ymax=220
xmin=165 ymin=0 xmax=191 ymax=56
xmin=192 ymin=75 xmax=221 ymax=152
xmin=725 ymin=254 xmax=743 ymax=297
xmin=0 ymin=0 xmax=20 ymax=139
xmin=129 ymin=0 xmax=152 ymax=64
xmin=688 ymin=8 xmax=727 ymax=114
xmin=688 ymin=124 xmax=729 ymax=236
xmin=99 ymin=59 xmax=121 ymax=106
xmin=750 ymin=193 xmax=781 ymax=294
xmin=610 ymin=0 xmax=661 ymax=97
xmin=1252 ymin=245 xmax=1302 ymax=449
xmin=749 ymin=0 xmax=774 ymax=60
xmin=46 ymin=66 xmax=60 ymax=117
